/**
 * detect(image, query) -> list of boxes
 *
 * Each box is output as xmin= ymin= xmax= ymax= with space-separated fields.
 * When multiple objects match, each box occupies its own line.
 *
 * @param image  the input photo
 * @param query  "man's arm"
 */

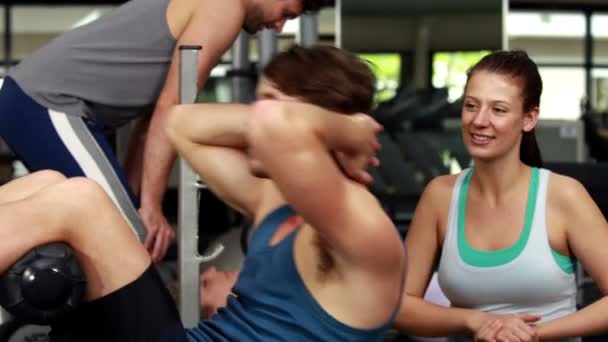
xmin=123 ymin=115 xmax=151 ymax=196
xmin=139 ymin=0 xmax=245 ymax=261
xmin=247 ymin=100 xmax=403 ymax=270
xmin=166 ymin=103 xmax=265 ymax=220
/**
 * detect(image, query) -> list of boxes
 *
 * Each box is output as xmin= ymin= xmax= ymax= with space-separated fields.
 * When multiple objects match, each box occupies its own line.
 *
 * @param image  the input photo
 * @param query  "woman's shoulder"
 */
xmin=423 ymin=172 xmax=462 ymax=201
xmin=544 ymin=168 xmax=590 ymax=211
xmin=545 ymin=169 xmax=587 ymax=198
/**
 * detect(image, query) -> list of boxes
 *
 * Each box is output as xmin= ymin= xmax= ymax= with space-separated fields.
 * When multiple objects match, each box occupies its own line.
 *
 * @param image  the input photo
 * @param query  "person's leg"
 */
xmin=0 ymin=177 xmax=149 ymax=301
xmin=0 ymin=177 xmax=190 ymax=342
xmin=0 ymin=170 xmax=66 ymax=204
xmin=0 ymin=77 xmax=147 ymax=241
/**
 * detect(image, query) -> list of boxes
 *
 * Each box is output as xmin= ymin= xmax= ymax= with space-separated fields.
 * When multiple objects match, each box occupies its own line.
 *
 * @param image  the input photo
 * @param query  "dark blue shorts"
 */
xmin=49 ymin=264 xmax=188 ymax=342
xmin=0 ymin=77 xmax=146 ymax=240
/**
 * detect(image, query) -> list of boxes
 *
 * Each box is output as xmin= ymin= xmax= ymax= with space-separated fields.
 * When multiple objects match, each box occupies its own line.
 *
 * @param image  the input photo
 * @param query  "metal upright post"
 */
xmin=177 ymin=45 xmax=224 ymax=328
xmin=258 ymin=29 xmax=277 ymax=70
xmin=177 ymin=45 xmax=201 ymax=328
xmin=299 ymin=13 xmax=319 ymax=47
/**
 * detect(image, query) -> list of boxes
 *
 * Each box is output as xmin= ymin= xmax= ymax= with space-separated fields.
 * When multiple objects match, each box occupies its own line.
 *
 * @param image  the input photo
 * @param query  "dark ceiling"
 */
xmin=343 ymin=0 xmax=608 ymax=16
xmin=6 ymin=0 xmax=126 ymax=4
xmin=511 ymin=0 xmax=608 ymax=10
xmin=343 ymin=0 xmax=501 ymax=16
xmin=7 ymin=0 xmax=608 ymax=11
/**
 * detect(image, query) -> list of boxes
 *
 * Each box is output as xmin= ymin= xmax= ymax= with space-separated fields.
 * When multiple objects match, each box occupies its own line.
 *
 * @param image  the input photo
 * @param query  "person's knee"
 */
xmin=9 ymin=177 xmax=110 ymax=243
xmin=63 ymin=175 xmax=102 ymax=193
xmin=52 ymin=178 xmax=112 ymax=219
xmin=166 ymin=104 xmax=189 ymax=145
xmin=47 ymin=177 xmax=121 ymax=237
xmin=29 ymin=170 xmax=67 ymax=186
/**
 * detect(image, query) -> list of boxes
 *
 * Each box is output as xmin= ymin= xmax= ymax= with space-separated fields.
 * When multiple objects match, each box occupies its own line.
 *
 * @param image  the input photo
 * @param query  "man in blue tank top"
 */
xmin=0 ymin=46 xmax=405 ymax=341
xmin=0 ymin=0 xmax=333 ymax=263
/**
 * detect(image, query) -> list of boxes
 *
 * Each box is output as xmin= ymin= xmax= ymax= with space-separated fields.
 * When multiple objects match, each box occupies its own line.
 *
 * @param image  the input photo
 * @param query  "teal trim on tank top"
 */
xmin=458 ymin=168 xmax=576 ymax=273
xmin=458 ymin=168 xmax=539 ymax=267
xmin=551 ymin=249 xmax=576 ymax=274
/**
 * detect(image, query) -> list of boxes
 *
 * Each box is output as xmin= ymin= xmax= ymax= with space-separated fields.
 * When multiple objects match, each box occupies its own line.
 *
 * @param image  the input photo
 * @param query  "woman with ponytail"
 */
xmin=394 ymin=50 xmax=608 ymax=342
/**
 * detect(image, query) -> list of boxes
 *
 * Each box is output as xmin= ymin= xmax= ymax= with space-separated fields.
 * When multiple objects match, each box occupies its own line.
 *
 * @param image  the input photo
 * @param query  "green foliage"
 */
xmin=359 ymin=53 xmax=402 ymax=103
xmin=433 ymin=50 xmax=491 ymax=102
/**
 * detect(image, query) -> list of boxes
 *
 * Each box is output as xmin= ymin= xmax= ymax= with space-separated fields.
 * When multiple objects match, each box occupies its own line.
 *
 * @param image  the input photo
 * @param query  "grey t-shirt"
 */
xmin=9 ymin=0 xmax=177 ymax=128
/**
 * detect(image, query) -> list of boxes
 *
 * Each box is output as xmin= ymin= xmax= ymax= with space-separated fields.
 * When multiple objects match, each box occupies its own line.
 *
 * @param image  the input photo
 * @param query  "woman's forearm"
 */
xmin=536 ymin=296 xmax=608 ymax=340
xmin=394 ymin=295 xmax=485 ymax=337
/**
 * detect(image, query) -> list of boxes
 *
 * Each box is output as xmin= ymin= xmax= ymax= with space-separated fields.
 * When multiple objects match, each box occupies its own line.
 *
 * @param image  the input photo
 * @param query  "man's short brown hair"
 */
xmin=262 ymin=45 xmax=376 ymax=114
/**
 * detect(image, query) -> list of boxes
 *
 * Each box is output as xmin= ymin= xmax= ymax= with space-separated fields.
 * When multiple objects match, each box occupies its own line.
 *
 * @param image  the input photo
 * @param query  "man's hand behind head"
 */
xmin=334 ymin=114 xmax=382 ymax=186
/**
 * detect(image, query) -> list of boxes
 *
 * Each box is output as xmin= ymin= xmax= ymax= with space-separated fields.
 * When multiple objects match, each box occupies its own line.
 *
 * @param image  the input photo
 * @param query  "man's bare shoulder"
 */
xmin=167 ymin=0 xmax=245 ymax=40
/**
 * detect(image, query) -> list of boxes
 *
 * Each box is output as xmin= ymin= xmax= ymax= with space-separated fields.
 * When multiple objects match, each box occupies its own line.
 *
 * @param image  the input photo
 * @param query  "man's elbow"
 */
xmin=249 ymin=100 xmax=287 ymax=142
xmin=251 ymin=100 xmax=288 ymax=127
xmin=249 ymin=100 xmax=310 ymax=145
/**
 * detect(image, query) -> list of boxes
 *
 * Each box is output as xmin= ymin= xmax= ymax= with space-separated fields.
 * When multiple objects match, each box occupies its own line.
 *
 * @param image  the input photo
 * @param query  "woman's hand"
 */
xmin=473 ymin=314 xmax=541 ymax=342
xmin=475 ymin=319 xmax=503 ymax=342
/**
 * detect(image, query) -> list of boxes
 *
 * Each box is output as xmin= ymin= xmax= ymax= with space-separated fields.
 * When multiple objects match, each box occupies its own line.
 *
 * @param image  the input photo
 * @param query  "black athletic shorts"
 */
xmin=49 ymin=264 xmax=188 ymax=342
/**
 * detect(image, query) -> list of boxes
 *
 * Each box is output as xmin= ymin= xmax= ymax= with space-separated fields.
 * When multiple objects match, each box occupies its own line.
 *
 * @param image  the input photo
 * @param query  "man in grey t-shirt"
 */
xmin=0 ymin=0 xmax=333 ymax=262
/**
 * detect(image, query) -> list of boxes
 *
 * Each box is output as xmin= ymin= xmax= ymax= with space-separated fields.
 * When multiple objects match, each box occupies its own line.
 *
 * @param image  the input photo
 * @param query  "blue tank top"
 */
xmin=186 ymin=205 xmax=396 ymax=341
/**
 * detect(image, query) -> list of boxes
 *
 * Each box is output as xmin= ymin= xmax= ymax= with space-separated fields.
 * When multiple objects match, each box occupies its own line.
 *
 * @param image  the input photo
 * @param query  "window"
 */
xmin=538 ymin=67 xmax=585 ymax=120
xmin=508 ymin=11 xmax=585 ymax=64
xmin=592 ymin=68 xmax=608 ymax=112
xmin=592 ymin=14 xmax=608 ymax=65
xmin=359 ymin=53 xmax=402 ymax=103
xmin=508 ymin=11 xmax=586 ymax=120
xmin=11 ymin=6 xmax=114 ymax=61
xmin=197 ymin=64 xmax=231 ymax=103
xmin=432 ymin=50 xmax=490 ymax=102
xmin=508 ymin=12 xmax=585 ymax=38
